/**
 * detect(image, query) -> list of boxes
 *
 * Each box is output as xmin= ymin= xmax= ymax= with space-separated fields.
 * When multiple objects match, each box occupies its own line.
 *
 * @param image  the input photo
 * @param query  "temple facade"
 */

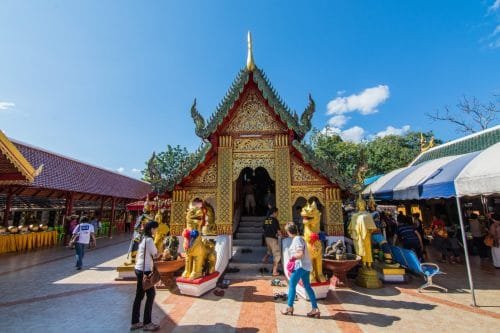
xmin=169 ymin=33 xmax=346 ymax=236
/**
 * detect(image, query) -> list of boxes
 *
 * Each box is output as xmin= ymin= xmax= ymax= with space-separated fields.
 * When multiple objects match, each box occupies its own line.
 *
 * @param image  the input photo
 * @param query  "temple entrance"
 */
xmin=235 ymin=167 xmax=275 ymax=216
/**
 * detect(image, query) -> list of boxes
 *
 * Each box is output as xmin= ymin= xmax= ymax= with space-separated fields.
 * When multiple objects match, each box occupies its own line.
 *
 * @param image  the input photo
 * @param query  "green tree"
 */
xmin=311 ymin=130 xmax=364 ymax=181
xmin=142 ymin=145 xmax=191 ymax=193
xmin=310 ymin=129 xmax=440 ymax=182
xmin=366 ymin=131 xmax=441 ymax=177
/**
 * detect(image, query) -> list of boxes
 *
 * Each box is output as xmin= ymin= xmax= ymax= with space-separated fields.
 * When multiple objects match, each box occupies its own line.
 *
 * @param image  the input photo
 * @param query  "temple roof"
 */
xmin=411 ymin=125 xmax=500 ymax=166
xmin=190 ymin=66 xmax=315 ymax=140
xmin=0 ymin=130 xmax=38 ymax=185
xmin=9 ymin=139 xmax=151 ymax=199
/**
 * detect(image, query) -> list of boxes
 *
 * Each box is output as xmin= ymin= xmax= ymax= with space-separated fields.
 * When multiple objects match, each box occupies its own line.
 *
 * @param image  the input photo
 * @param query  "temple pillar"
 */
xmin=325 ymin=187 xmax=343 ymax=236
xmin=274 ymin=135 xmax=292 ymax=224
xmin=108 ymin=197 xmax=116 ymax=238
xmin=170 ymin=189 xmax=188 ymax=236
xmin=215 ymin=136 xmax=233 ymax=234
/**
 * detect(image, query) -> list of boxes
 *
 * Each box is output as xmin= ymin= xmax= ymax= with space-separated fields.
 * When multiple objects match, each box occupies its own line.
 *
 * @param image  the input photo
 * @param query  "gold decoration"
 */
xmin=225 ymin=91 xmax=285 ymax=133
xmin=275 ymin=137 xmax=292 ymax=222
xmin=246 ymin=31 xmax=255 ymax=71
xmin=216 ymin=224 xmax=233 ymax=235
xmin=232 ymin=153 xmax=275 ymax=179
xmin=325 ymin=200 xmax=343 ymax=236
xmin=291 ymin=159 xmax=324 ymax=184
xmin=187 ymin=188 xmax=217 ymax=203
xmin=216 ymin=136 xmax=233 ymax=225
xmin=291 ymin=186 xmax=325 ymax=204
xmin=186 ymin=161 xmax=217 ymax=186
xmin=420 ymin=133 xmax=435 ymax=152
xmin=233 ymin=138 xmax=274 ymax=152
xmin=170 ymin=190 xmax=188 ymax=236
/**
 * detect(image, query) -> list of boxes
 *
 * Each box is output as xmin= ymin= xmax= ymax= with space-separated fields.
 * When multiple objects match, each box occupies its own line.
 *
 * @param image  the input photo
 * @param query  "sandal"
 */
xmin=130 ymin=323 xmax=143 ymax=331
xmin=280 ymin=307 xmax=294 ymax=316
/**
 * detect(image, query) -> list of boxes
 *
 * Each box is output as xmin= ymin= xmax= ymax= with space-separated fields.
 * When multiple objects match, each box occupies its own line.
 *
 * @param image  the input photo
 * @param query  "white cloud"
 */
xmin=327 ymin=85 xmax=390 ymax=116
xmin=492 ymin=25 xmax=500 ymax=37
xmin=490 ymin=0 xmax=500 ymax=12
xmin=117 ymin=167 xmax=125 ymax=173
xmin=339 ymin=126 xmax=365 ymax=143
xmin=328 ymin=115 xmax=350 ymax=128
xmin=375 ymin=125 xmax=411 ymax=138
xmin=0 ymin=102 xmax=15 ymax=110
xmin=131 ymin=168 xmax=141 ymax=173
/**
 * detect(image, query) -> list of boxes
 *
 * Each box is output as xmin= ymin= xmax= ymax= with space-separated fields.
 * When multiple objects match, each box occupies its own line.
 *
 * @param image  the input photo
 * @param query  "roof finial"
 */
xmin=246 ymin=31 xmax=255 ymax=71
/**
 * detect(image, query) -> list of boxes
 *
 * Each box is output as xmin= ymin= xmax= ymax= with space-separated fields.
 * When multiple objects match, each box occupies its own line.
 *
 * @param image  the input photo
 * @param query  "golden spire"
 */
xmin=246 ymin=31 xmax=255 ymax=71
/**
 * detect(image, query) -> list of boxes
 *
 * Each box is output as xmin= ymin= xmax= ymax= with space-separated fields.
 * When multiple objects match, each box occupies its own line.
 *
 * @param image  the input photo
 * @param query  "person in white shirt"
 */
xmin=131 ymin=221 xmax=160 ymax=331
xmin=72 ymin=216 xmax=96 ymax=270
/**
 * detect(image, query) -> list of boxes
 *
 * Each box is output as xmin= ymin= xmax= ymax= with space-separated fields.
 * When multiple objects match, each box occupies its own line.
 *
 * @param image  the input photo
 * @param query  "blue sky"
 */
xmin=1 ymin=1 xmax=499 ymax=178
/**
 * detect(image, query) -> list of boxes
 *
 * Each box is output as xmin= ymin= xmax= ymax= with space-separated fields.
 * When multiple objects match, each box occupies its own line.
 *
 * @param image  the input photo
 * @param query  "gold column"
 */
xmin=170 ymin=190 xmax=188 ymax=236
xmin=216 ymin=136 xmax=233 ymax=234
xmin=274 ymin=134 xmax=292 ymax=224
xmin=325 ymin=187 xmax=343 ymax=236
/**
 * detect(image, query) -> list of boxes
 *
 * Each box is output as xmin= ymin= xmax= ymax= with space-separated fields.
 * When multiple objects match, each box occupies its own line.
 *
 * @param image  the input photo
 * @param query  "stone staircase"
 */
xmin=224 ymin=216 xmax=275 ymax=280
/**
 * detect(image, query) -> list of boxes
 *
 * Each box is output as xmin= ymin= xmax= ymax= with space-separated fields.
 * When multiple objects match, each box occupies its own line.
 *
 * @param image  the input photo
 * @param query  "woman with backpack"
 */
xmin=281 ymin=222 xmax=320 ymax=318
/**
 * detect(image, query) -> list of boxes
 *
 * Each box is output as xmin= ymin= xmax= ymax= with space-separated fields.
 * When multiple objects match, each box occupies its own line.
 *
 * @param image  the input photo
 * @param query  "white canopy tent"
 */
xmin=364 ymin=142 xmax=500 ymax=306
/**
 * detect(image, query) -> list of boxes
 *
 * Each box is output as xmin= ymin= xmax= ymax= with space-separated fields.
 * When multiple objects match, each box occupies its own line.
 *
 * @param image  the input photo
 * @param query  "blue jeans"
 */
xmin=75 ymin=243 xmax=85 ymax=268
xmin=287 ymin=267 xmax=318 ymax=308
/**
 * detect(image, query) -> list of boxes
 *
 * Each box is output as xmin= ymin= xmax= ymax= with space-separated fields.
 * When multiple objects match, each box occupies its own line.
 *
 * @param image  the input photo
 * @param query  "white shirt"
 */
xmin=288 ymin=236 xmax=312 ymax=272
xmin=135 ymin=237 xmax=157 ymax=272
xmin=72 ymin=223 xmax=95 ymax=244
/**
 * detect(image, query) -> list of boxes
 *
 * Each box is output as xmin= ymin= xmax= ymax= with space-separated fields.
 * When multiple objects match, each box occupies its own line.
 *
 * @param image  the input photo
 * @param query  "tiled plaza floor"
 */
xmin=0 ymin=235 xmax=498 ymax=332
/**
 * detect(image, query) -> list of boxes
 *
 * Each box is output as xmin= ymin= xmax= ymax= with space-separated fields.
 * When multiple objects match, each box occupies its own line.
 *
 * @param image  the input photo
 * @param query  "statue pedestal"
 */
xmin=116 ymin=265 xmax=136 ymax=281
xmin=355 ymin=266 xmax=383 ymax=289
xmin=296 ymin=280 xmax=330 ymax=300
xmin=176 ymin=271 xmax=220 ymax=297
xmin=373 ymin=261 xmax=405 ymax=283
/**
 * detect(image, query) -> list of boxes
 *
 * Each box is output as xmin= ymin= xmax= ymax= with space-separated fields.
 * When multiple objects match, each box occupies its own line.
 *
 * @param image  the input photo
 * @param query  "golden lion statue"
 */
xmin=181 ymin=202 xmax=217 ymax=279
xmin=301 ymin=201 xmax=327 ymax=283
xmin=201 ymin=204 xmax=217 ymax=236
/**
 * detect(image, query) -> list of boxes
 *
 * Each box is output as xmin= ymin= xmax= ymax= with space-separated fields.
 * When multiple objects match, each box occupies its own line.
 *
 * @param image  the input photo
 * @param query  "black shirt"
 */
xmin=263 ymin=217 xmax=280 ymax=239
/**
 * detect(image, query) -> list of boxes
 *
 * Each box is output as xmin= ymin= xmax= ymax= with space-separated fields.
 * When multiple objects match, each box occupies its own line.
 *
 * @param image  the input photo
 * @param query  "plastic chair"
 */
xmin=391 ymin=245 xmax=447 ymax=292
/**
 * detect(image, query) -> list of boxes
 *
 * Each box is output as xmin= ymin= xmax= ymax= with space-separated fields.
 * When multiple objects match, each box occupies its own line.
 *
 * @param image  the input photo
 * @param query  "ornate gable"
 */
xmin=223 ymin=87 xmax=287 ymax=135
xmin=183 ymin=158 xmax=217 ymax=187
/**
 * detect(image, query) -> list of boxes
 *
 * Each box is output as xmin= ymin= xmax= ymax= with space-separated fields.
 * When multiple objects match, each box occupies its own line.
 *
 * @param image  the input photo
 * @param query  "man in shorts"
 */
xmin=262 ymin=207 xmax=281 ymax=276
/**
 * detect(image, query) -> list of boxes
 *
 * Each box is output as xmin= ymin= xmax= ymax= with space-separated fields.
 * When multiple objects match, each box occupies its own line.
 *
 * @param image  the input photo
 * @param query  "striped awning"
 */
xmin=363 ymin=142 xmax=500 ymax=199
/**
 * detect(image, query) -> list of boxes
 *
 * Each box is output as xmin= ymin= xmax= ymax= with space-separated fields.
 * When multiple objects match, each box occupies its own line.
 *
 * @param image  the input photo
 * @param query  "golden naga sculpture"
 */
xmin=201 ymin=204 xmax=217 ymax=236
xmin=420 ymin=133 xmax=435 ymax=152
xmin=181 ymin=202 xmax=217 ymax=279
xmin=301 ymin=201 xmax=327 ymax=283
xmin=154 ymin=209 xmax=170 ymax=253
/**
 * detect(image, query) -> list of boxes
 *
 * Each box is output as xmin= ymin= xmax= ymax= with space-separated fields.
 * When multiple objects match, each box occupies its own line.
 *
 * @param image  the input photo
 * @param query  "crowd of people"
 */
xmin=373 ymin=208 xmax=500 ymax=267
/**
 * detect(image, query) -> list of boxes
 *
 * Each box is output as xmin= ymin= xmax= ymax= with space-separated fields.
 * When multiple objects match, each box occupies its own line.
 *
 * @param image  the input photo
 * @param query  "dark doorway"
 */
xmin=235 ymin=167 xmax=275 ymax=216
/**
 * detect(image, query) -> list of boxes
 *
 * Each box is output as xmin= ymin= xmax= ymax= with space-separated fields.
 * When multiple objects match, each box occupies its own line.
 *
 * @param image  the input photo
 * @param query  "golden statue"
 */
xmin=420 ymin=133 xmax=435 ymax=152
xmin=301 ymin=201 xmax=327 ymax=283
xmin=201 ymin=204 xmax=217 ymax=236
xmin=348 ymin=194 xmax=382 ymax=288
xmin=154 ymin=209 xmax=170 ymax=253
xmin=124 ymin=203 xmax=153 ymax=266
xmin=181 ymin=202 xmax=217 ymax=279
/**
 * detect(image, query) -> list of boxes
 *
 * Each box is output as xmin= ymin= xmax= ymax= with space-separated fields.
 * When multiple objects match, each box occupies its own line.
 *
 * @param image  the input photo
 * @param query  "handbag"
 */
xmin=484 ymin=234 xmax=495 ymax=247
xmin=142 ymin=238 xmax=161 ymax=290
xmin=286 ymin=257 xmax=296 ymax=275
